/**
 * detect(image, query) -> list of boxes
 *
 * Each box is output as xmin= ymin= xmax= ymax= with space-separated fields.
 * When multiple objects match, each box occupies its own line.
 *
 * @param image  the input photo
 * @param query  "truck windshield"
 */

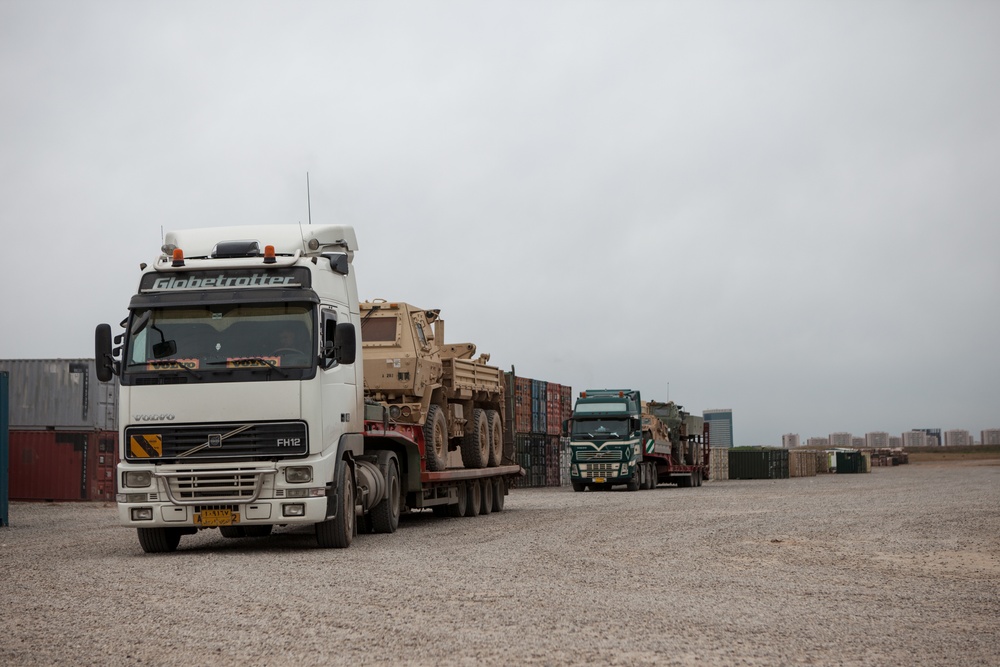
xmin=124 ymin=303 xmax=315 ymax=376
xmin=571 ymin=418 xmax=630 ymax=439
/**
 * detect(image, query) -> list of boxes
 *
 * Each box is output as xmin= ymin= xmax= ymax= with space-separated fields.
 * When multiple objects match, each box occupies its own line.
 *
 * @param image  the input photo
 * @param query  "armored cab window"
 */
xmin=414 ymin=322 xmax=428 ymax=348
xmin=361 ymin=315 xmax=397 ymax=343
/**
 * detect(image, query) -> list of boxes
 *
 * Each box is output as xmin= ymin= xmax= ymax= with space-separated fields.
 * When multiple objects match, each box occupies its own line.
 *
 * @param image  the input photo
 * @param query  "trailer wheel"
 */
xmin=572 ymin=482 xmax=586 ymax=492
xmin=463 ymin=477 xmax=481 ymax=517
xmin=423 ymin=405 xmax=448 ymax=472
xmin=695 ymin=469 xmax=703 ymax=487
xmin=461 ymin=408 xmax=489 ymax=469
xmin=136 ymin=527 xmax=182 ymax=553
xmin=316 ymin=461 xmax=354 ymax=548
xmin=371 ymin=459 xmax=401 ymax=534
xmin=447 ymin=481 xmax=468 ymax=517
xmin=492 ymin=477 xmax=505 ymax=511
xmin=486 ymin=410 xmax=503 ymax=467
xmin=479 ymin=479 xmax=493 ymax=515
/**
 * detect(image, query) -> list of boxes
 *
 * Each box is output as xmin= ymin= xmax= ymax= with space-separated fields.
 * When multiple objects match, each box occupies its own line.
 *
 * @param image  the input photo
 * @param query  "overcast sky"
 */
xmin=2 ymin=1 xmax=997 ymax=445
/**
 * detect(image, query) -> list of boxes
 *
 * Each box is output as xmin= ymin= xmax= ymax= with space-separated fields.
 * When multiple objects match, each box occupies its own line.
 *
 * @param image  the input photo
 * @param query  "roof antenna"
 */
xmin=306 ymin=172 xmax=312 ymax=225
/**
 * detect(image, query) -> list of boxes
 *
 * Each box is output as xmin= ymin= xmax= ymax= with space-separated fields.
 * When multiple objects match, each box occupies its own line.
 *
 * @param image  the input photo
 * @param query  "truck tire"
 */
xmin=371 ymin=459 xmax=401 ymax=534
xmin=424 ymin=405 xmax=448 ymax=472
xmin=650 ymin=466 xmax=658 ymax=488
xmin=492 ymin=477 xmax=505 ymax=511
xmin=463 ymin=477 xmax=481 ymax=517
xmin=447 ymin=481 xmax=468 ymax=517
xmin=695 ymin=469 xmax=703 ymax=487
xmin=136 ymin=527 xmax=181 ymax=553
xmin=486 ymin=410 xmax=503 ymax=467
xmin=316 ymin=461 xmax=354 ymax=548
xmin=461 ymin=408 xmax=489 ymax=469
xmin=572 ymin=482 xmax=586 ymax=492
xmin=638 ymin=464 xmax=647 ymax=490
xmin=479 ymin=478 xmax=493 ymax=515
xmin=626 ymin=472 xmax=640 ymax=492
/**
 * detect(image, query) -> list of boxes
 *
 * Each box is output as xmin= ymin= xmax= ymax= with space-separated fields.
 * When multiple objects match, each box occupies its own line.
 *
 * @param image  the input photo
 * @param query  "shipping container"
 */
xmin=546 ymin=383 xmax=562 ymax=436
xmin=789 ymin=450 xmax=818 ymax=477
xmin=8 ymin=430 xmax=119 ymax=501
xmin=835 ymin=450 xmax=864 ymax=474
xmin=531 ymin=379 xmax=548 ymax=434
xmin=709 ymin=447 xmax=730 ymax=481
xmin=729 ymin=448 xmax=789 ymax=480
xmin=1 ymin=371 xmax=9 ymax=526
xmin=0 ymin=359 xmax=118 ymax=431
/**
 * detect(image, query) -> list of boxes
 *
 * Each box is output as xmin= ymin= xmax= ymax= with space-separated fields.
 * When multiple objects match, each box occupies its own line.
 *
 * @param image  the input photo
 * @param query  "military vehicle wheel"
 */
xmin=572 ymin=482 xmax=586 ymax=492
xmin=136 ymin=527 xmax=182 ymax=553
xmin=447 ymin=481 xmax=468 ymax=517
xmin=479 ymin=479 xmax=493 ymax=514
xmin=461 ymin=408 xmax=489 ymax=469
xmin=463 ymin=477 xmax=481 ymax=517
xmin=371 ymin=458 xmax=401 ymax=534
xmin=492 ymin=477 xmax=505 ymax=511
xmin=486 ymin=410 xmax=503 ymax=467
xmin=316 ymin=461 xmax=354 ymax=548
xmin=423 ymin=404 xmax=448 ymax=472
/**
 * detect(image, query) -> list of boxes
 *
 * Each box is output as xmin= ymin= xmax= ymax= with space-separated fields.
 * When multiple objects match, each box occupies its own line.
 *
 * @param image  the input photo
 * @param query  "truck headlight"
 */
xmin=284 ymin=466 xmax=313 ymax=483
xmin=131 ymin=507 xmax=154 ymax=521
xmin=124 ymin=471 xmax=152 ymax=488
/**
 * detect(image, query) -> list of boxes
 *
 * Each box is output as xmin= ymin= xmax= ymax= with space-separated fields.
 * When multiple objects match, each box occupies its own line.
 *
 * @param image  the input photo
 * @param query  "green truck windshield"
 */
xmin=571 ymin=418 xmax=630 ymax=439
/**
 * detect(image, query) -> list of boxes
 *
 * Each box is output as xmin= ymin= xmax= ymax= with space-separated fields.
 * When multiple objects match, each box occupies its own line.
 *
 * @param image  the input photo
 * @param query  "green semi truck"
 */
xmin=564 ymin=389 xmax=710 ymax=492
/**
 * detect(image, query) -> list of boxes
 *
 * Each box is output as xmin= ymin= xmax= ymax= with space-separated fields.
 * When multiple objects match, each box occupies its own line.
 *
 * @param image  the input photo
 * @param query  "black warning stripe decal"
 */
xmin=130 ymin=434 xmax=162 ymax=458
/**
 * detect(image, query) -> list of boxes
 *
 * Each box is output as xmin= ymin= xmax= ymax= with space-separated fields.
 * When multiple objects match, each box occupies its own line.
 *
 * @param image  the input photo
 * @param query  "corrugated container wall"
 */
xmin=8 ymin=430 xmax=119 ymax=501
xmin=0 ymin=359 xmax=117 ymax=431
xmin=546 ymin=383 xmax=562 ymax=435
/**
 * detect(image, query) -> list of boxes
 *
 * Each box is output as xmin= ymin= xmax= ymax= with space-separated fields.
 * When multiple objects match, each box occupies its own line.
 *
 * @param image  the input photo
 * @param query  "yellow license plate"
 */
xmin=195 ymin=509 xmax=240 ymax=527
xmin=593 ymin=477 xmax=606 ymax=483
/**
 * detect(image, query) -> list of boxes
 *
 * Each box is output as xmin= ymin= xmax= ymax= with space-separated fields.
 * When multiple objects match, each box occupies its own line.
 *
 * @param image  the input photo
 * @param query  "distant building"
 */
xmin=914 ymin=428 xmax=941 ymax=446
xmin=902 ymin=431 xmax=929 ymax=447
xmin=888 ymin=435 xmax=903 ymax=448
xmin=806 ymin=437 xmax=829 ymax=448
xmin=866 ymin=432 xmax=890 ymax=448
xmin=782 ymin=433 xmax=800 ymax=449
xmin=703 ymin=409 xmax=733 ymax=448
xmin=851 ymin=437 xmax=864 ymax=448
xmin=943 ymin=430 xmax=971 ymax=447
xmin=981 ymin=429 xmax=1000 ymax=446
xmin=829 ymin=432 xmax=853 ymax=448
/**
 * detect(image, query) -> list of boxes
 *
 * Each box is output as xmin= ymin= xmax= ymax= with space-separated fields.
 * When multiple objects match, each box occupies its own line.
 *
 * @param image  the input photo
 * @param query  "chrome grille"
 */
xmin=154 ymin=467 xmax=276 ymax=506
xmin=576 ymin=450 xmax=622 ymax=461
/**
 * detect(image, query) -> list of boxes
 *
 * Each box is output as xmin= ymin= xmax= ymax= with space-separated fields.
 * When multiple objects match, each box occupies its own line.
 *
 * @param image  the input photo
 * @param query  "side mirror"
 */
xmin=95 ymin=324 xmax=115 ymax=382
xmin=333 ymin=322 xmax=356 ymax=365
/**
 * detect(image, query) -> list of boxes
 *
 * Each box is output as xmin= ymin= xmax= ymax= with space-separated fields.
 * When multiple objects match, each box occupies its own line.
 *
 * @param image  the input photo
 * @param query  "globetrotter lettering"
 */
xmin=151 ymin=274 xmax=297 ymax=290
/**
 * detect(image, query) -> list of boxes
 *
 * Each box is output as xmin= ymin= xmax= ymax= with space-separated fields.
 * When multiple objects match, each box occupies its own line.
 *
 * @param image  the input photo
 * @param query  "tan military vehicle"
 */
xmin=360 ymin=300 xmax=505 ymax=472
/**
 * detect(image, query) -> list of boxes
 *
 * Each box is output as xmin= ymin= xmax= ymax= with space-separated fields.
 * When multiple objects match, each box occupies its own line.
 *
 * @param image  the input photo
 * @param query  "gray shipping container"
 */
xmin=0 ymin=359 xmax=117 ymax=431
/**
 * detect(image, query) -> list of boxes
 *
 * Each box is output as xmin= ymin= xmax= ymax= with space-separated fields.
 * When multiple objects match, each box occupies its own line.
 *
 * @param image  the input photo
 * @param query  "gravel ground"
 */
xmin=1 ymin=460 xmax=997 ymax=666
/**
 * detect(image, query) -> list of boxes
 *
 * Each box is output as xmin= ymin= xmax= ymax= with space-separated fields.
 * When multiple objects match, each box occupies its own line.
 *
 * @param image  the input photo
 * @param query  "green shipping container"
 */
xmin=728 ymin=448 xmax=789 ymax=480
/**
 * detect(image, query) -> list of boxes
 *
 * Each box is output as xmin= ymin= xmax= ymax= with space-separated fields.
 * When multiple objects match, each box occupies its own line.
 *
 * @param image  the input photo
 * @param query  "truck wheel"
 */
xmin=572 ymin=482 xmax=586 ymax=492
xmin=479 ymin=479 xmax=493 ymax=515
xmin=626 ymin=472 xmax=640 ymax=492
xmin=461 ymin=408 xmax=489 ymax=469
xmin=316 ymin=461 xmax=354 ymax=548
xmin=695 ymin=470 xmax=703 ymax=487
xmin=638 ymin=464 xmax=647 ymax=490
xmin=423 ymin=405 xmax=448 ymax=472
xmin=136 ymin=527 xmax=181 ymax=553
xmin=463 ymin=477 xmax=481 ymax=517
xmin=447 ymin=481 xmax=468 ymax=517
xmin=492 ymin=477 xmax=505 ymax=511
xmin=219 ymin=526 xmax=246 ymax=538
xmin=486 ymin=410 xmax=503 ymax=467
xmin=371 ymin=459 xmax=401 ymax=534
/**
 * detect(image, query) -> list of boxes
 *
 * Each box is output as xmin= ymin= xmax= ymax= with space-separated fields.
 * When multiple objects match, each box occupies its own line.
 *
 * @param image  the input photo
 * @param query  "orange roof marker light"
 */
xmin=263 ymin=244 xmax=276 ymax=264
xmin=171 ymin=248 xmax=185 ymax=267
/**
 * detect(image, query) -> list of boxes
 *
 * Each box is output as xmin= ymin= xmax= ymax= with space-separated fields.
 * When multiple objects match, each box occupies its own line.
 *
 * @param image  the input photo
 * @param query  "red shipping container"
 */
xmin=546 ymin=383 xmax=562 ymax=435
xmin=9 ymin=430 xmax=119 ymax=502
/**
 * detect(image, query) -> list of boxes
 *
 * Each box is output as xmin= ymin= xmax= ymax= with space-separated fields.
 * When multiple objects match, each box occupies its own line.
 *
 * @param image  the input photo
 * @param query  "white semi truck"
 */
xmin=95 ymin=224 xmax=520 ymax=552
